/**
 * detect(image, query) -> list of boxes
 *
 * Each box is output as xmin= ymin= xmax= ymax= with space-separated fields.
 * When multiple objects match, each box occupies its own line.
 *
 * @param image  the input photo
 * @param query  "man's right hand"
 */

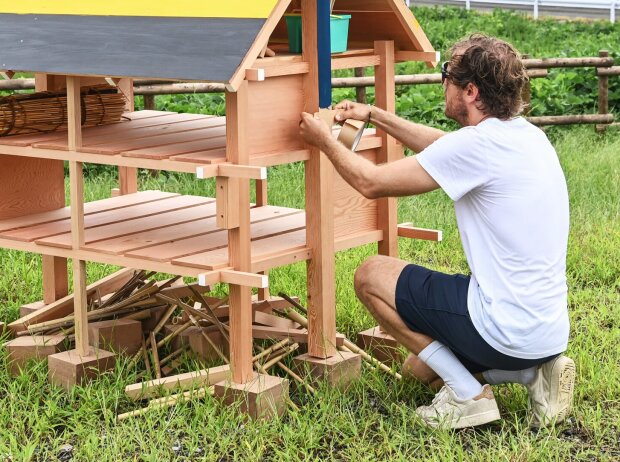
xmin=334 ymin=100 xmax=371 ymax=124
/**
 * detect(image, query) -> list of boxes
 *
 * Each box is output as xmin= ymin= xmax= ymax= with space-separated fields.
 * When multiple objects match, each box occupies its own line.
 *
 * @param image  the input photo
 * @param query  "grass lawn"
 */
xmin=1 ymin=6 xmax=619 ymax=461
xmin=0 ymin=125 xmax=618 ymax=461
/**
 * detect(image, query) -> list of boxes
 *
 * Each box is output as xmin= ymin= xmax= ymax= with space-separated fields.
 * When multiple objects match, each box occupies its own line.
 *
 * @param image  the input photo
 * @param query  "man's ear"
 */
xmin=464 ymin=82 xmax=480 ymax=103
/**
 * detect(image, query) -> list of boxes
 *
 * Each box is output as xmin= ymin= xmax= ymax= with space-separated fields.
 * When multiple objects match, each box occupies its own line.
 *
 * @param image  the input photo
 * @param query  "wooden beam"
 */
xmin=394 ymin=51 xmax=441 ymax=63
xmin=216 ymin=177 xmax=240 ymax=229
xmin=374 ymin=41 xmax=399 ymax=258
xmin=225 ymin=79 xmax=254 ymax=383
xmin=397 ymin=223 xmax=443 ymax=242
xmin=220 ymin=270 xmax=268 ymax=288
xmin=387 ymin=1 xmax=437 ymax=68
xmin=302 ymin=0 xmax=337 ymax=359
xmin=67 ymin=76 xmax=90 ymax=357
xmin=125 ymin=364 xmax=231 ymax=400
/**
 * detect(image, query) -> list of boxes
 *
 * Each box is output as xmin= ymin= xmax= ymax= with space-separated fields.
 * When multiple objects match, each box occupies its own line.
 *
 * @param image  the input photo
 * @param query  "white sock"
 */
xmin=483 ymin=367 xmax=536 ymax=385
xmin=418 ymin=341 xmax=483 ymax=400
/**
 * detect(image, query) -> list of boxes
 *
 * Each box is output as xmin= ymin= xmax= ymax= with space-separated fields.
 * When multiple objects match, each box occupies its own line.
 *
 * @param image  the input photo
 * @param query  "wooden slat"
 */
xmin=34 ymin=115 xmax=219 ymax=152
xmin=122 ymin=135 xmax=226 ymax=160
xmin=171 ymin=147 xmax=227 ymax=164
xmin=172 ymin=212 xmax=306 ymax=270
xmin=1 ymin=112 xmax=187 ymax=148
xmin=0 ymin=190 xmax=177 ymax=234
xmin=81 ymin=116 xmax=220 ymax=148
xmin=35 ymin=200 xmax=219 ymax=249
xmin=84 ymin=207 xmax=299 ymax=261
xmin=3 ymin=195 xmax=210 ymax=242
xmin=130 ymin=207 xmax=304 ymax=263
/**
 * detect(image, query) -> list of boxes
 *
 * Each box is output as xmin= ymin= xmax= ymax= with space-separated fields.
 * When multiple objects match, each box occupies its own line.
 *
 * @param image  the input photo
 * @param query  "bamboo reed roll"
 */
xmin=0 ymin=84 xmax=126 ymax=136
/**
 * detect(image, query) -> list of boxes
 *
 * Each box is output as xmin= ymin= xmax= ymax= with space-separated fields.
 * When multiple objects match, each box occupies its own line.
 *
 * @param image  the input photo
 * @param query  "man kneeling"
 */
xmin=299 ymin=34 xmax=575 ymax=429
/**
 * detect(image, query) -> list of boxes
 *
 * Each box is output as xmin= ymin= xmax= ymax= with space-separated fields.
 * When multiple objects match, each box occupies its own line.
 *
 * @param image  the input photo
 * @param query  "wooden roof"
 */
xmin=0 ymin=0 xmax=434 ymax=86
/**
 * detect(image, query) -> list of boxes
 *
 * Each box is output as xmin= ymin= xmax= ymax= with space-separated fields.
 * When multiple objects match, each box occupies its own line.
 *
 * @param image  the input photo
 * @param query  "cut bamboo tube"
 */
xmin=150 ymin=332 xmax=162 ymax=379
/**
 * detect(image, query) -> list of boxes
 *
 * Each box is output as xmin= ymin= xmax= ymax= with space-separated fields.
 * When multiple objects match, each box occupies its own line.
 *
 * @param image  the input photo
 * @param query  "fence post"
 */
xmin=354 ymin=67 xmax=367 ymax=104
xmin=143 ymin=94 xmax=156 ymax=110
xmin=596 ymin=49 xmax=610 ymax=133
xmin=521 ymin=54 xmax=532 ymax=116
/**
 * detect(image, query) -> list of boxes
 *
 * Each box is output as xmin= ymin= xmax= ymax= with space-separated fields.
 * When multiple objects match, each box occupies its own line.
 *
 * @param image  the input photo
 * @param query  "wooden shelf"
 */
xmin=0 ymin=191 xmax=309 ymax=278
xmin=0 ymin=110 xmax=380 ymax=173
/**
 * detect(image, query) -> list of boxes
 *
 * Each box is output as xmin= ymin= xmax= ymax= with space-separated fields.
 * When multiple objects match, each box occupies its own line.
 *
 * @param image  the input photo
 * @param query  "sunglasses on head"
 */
xmin=441 ymin=61 xmax=450 ymax=84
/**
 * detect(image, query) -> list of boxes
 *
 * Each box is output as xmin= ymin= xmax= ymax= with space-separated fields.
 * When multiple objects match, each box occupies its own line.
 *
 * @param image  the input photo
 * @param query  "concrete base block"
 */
xmin=6 ymin=335 xmax=66 ymax=375
xmin=19 ymin=301 xmax=46 ymax=317
xmin=293 ymin=351 xmax=361 ymax=389
xmin=88 ymin=318 xmax=143 ymax=355
xmin=214 ymin=373 xmax=289 ymax=419
xmin=48 ymin=347 xmax=116 ymax=391
xmin=356 ymin=326 xmax=403 ymax=364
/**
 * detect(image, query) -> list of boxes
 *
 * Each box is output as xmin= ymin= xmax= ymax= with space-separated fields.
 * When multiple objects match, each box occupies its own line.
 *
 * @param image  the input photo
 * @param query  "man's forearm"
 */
xmin=370 ymin=106 xmax=446 ymax=153
xmin=317 ymin=136 xmax=379 ymax=199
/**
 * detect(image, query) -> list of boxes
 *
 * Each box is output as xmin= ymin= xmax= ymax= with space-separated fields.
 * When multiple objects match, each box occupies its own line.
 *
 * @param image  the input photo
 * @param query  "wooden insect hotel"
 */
xmin=0 ymin=0 xmax=437 ymax=417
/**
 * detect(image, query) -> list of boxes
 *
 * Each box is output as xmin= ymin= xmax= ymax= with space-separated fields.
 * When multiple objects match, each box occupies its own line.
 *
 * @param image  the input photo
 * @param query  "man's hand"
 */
xmin=299 ymin=112 xmax=332 ymax=150
xmin=334 ymin=100 xmax=371 ymax=123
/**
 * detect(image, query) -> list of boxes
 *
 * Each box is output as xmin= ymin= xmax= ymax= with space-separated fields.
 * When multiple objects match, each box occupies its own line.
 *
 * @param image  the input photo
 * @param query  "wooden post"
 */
xmin=354 ymin=68 xmax=367 ymax=104
xmin=225 ymin=80 xmax=254 ymax=383
xmin=597 ymin=50 xmax=610 ymax=133
xmin=521 ymin=54 xmax=532 ymax=116
xmin=67 ymin=76 xmax=89 ymax=357
xmin=118 ymin=78 xmax=138 ymax=194
xmin=255 ymin=180 xmax=269 ymax=301
xmin=302 ymin=0 xmax=337 ymax=359
xmin=34 ymin=74 xmax=69 ymax=304
xmin=374 ymin=40 xmax=399 ymax=258
xmin=143 ymin=95 xmax=156 ymax=110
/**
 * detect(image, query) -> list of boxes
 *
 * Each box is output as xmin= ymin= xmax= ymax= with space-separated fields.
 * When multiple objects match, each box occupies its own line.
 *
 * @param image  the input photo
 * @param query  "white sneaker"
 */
xmin=416 ymin=384 xmax=501 ymax=429
xmin=526 ymin=355 xmax=576 ymax=427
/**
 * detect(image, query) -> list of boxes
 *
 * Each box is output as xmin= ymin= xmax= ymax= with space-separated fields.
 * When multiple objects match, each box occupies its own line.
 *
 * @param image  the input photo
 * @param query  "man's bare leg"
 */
xmin=354 ymin=255 xmax=440 ymax=386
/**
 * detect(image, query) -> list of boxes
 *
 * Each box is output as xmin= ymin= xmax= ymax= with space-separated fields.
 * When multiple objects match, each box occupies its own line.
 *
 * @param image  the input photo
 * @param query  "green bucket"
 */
xmin=285 ymin=14 xmax=351 ymax=54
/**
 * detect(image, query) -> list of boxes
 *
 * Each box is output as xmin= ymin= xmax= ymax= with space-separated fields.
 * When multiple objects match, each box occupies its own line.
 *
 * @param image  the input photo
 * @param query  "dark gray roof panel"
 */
xmin=0 ymin=14 xmax=266 ymax=82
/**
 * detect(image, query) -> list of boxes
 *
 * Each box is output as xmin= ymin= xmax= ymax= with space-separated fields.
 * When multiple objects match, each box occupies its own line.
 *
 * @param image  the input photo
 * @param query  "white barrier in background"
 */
xmin=412 ymin=1 xmax=619 ymax=22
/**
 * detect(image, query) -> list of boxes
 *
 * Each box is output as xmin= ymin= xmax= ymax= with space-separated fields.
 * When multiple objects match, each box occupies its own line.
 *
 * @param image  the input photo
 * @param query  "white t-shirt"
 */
xmin=417 ymin=117 xmax=569 ymax=359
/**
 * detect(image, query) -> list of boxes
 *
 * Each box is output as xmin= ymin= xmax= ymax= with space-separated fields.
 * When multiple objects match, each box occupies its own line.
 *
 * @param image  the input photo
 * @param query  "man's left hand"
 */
xmin=299 ymin=112 xmax=332 ymax=149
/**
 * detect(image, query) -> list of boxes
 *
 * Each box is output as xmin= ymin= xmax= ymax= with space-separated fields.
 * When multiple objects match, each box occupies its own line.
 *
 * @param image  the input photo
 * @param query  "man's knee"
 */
xmin=354 ymin=255 xmax=389 ymax=302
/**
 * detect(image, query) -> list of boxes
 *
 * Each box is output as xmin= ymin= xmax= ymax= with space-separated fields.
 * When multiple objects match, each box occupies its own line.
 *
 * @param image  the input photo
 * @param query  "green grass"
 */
xmin=1 ymin=6 xmax=620 ymax=461
xmin=0 ymin=126 xmax=618 ymax=461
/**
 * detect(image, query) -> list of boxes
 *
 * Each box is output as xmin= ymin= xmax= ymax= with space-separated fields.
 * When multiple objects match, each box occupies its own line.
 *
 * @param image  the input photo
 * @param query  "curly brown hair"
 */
xmin=447 ymin=34 xmax=528 ymax=119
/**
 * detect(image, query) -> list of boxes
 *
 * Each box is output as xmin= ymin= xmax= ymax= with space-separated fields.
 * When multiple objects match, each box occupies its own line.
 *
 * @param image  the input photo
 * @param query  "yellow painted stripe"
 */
xmin=2 ymin=1 xmax=279 ymax=19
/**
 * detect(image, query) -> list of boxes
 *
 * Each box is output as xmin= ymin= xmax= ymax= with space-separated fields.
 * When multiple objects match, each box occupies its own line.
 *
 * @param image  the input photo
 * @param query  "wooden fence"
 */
xmin=1 ymin=51 xmax=617 ymax=129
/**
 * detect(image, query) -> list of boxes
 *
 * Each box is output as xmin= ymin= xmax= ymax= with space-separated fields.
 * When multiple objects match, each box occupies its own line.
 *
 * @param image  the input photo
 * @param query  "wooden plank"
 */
xmin=124 ymin=364 xmax=231 ymax=400
xmin=387 ymin=0 xmax=436 ymax=65
xmin=331 ymin=54 xmax=380 ymax=70
xmin=397 ymin=223 xmax=442 ymax=242
xmin=42 ymin=255 xmax=68 ymax=304
xmin=36 ymin=200 xmax=219 ymax=249
xmin=302 ymin=0 xmax=337 ymax=359
xmin=171 ymin=212 xmax=306 ymax=269
xmin=172 ymin=147 xmax=228 ymax=164
xmin=0 ymin=191 xmax=177 ymax=234
xmin=122 ymin=206 xmax=301 ymax=261
xmin=8 ymin=267 xmax=136 ymax=333
xmin=2 ymin=113 xmax=193 ymax=148
xmin=216 ymin=177 xmax=240 ymax=229
xmin=34 ymin=116 xmax=221 ymax=152
xmin=122 ymin=135 xmax=226 ymax=160
xmin=3 ymin=195 xmax=210 ymax=242
xmin=247 ymin=75 xmax=306 ymax=156
xmin=374 ymin=40 xmax=399 ymax=258
xmin=333 ymin=150 xmax=378 ymax=238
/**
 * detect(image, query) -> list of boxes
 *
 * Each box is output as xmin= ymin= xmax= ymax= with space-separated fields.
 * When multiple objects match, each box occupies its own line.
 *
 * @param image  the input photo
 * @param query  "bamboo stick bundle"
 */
xmin=0 ymin=84 xmax=126 ymax=137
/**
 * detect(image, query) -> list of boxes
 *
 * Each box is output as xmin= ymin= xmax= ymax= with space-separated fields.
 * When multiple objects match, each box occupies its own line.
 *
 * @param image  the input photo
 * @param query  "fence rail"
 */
xmin=0 ymin=53 xmax=616 ymax=129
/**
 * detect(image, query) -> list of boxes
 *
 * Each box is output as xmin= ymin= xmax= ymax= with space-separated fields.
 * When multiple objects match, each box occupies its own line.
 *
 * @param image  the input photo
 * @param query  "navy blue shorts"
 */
xmin=395 ymin=264 xmax=557 ymax=374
